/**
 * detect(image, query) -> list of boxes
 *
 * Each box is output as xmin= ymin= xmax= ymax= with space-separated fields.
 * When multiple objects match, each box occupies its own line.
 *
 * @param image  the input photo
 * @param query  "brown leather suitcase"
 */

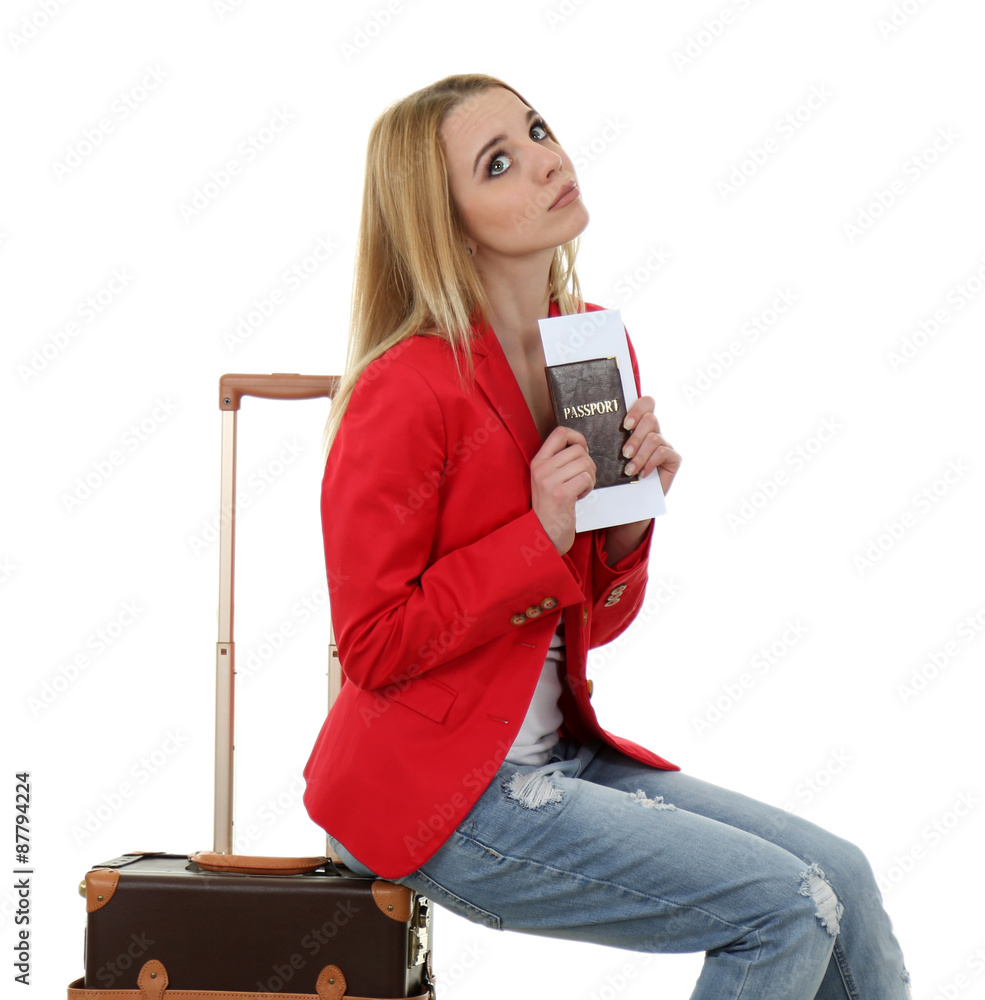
xmin=70 ymin=375 xmax=433 ymax=1000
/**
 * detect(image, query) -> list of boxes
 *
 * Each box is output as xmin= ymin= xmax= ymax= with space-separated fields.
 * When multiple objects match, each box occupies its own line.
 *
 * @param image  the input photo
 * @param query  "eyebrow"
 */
xmin=472 ymin=108 xmax=540 ymax=176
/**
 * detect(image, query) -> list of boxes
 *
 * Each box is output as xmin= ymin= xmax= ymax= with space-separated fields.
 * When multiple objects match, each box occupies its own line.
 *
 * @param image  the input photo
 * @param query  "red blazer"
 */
xmin=303 ymin=302 xmax=678 ymax=879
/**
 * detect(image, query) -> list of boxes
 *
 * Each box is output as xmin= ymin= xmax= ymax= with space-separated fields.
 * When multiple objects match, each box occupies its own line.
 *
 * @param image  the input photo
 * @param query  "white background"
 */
xmin=3 ymin=1 xmax=983 ymax=997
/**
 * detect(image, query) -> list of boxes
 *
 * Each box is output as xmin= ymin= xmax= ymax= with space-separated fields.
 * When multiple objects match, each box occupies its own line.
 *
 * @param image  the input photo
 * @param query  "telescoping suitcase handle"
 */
xmin=213 ymin=373 xmax=340 ymax=857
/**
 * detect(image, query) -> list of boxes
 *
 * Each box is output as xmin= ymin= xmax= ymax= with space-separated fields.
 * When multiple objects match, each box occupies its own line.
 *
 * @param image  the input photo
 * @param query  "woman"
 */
xmin=303 ymin=74 xmax=910 ymax=999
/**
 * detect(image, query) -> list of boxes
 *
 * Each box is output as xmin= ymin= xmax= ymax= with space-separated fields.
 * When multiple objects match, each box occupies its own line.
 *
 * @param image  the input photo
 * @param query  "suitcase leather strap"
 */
xmin=188 ymin=852 xmax=330 ymax=876
xmin=68 ymin=959 xmax=431 ymax=1000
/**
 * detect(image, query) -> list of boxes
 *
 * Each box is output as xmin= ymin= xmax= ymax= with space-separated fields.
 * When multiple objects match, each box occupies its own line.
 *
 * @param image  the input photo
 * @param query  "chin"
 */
xmin=560 ymin=204 xmax=590 ymax=243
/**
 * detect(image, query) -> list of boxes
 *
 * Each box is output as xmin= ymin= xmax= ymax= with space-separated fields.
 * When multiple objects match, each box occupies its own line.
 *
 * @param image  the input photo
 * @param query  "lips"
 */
xmin=549 ymin=181 xmax=579 ymax=210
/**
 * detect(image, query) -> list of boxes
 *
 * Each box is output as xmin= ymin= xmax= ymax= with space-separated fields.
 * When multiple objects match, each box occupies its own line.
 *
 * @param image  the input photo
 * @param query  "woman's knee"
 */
xmin=808 ymin=831 xmax=883 ymax=917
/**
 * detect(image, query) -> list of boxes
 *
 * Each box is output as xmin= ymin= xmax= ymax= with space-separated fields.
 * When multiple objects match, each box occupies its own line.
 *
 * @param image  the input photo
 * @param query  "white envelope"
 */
xmin=538 ymin=308 xmax=666 ymax=533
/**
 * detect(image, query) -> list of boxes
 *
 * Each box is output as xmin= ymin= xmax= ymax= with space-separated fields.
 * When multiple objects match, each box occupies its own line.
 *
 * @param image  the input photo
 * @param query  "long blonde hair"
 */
xmin=323 ymin=74 xmax=584 ymax=456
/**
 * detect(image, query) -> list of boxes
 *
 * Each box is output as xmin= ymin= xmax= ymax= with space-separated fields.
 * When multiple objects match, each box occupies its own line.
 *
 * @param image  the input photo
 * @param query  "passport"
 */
xmin=545 ymin=356 xmax=638 ymax=489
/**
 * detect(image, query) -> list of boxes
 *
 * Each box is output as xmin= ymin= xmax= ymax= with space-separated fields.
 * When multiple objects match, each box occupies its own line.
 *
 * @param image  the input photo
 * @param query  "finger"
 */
xmin=546 ymin=451 xmax=596 ymax=493
xmin=533 ymin=424 xmax=589 ymax=464
xmin=622 ymin=395 xmax=656 ymax=432
xmin=636 ymin=442 xmax=682 ymax=488
xmin=622 ymin=412 xmax=659 ymax=463
xmin=625 ymin=434 xmax=675 ymax=478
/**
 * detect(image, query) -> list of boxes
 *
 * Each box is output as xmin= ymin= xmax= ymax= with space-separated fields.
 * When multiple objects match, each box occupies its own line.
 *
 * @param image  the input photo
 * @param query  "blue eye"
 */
xmin=486 ymin=119 xmax=553 ymax=177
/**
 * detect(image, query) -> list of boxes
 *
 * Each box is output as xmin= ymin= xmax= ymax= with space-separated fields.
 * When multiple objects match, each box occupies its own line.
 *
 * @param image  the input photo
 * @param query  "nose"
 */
xmin=537 ymin=143 xmax=564 ymax=179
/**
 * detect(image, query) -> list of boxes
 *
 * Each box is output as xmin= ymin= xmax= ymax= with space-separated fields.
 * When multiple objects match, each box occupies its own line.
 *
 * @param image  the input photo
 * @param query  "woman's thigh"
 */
xmin=580 ymin=745 xmax=875 ymax=921
xmin=582 ymin=746 xmax=851 ymax=871
xmin=395 ymin=749 xmax=835 ymax=965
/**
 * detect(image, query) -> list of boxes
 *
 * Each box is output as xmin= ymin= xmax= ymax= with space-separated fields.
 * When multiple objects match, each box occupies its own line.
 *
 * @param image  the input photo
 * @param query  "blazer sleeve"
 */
xmin=322 ymin=356 xmax=587 ymax=693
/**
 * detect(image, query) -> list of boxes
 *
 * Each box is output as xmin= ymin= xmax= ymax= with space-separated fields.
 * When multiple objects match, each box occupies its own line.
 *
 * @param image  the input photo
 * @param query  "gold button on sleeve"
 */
xmin=525 ymin=605 xmax=542 ymax=619
xmin=511 ymin=613 xmax=527 ymax=626
xmin=540 ymin=596 xmax=558 ymax=610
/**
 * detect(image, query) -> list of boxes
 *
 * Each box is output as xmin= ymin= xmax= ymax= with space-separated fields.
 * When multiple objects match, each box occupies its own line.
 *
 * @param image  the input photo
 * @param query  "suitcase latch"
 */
xmin=408 ymin=895 xmax=431 ymax=967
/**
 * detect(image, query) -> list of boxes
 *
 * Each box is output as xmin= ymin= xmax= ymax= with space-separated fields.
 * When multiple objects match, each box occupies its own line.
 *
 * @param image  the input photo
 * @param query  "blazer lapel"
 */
xmin=470 ymin=302 xmax=559 ymax=465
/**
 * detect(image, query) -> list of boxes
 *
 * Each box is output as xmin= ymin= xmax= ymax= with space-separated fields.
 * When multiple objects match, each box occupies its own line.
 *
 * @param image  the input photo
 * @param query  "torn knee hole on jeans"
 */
xmin=629 ymin=789 xmax=676 ymax=810
xmin=798 ymin=862 xmax=844 ymax=937
xmin=504 ymin=771 xmax=563 ymax=809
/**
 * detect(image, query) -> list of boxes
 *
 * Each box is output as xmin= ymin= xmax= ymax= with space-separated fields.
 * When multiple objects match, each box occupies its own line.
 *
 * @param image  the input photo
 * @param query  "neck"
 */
xmin=474 ymin=248 xmax=554 ymax=355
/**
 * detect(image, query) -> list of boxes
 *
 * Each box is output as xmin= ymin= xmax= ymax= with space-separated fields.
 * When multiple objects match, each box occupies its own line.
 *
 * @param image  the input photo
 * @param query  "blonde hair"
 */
xmin=323 ymin=73 xmax=584 ymax=456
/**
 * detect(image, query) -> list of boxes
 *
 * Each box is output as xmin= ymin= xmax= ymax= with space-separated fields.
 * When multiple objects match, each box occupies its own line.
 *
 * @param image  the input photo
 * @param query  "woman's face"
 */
xmin=439 ymin=87 xmax=589 ymax=261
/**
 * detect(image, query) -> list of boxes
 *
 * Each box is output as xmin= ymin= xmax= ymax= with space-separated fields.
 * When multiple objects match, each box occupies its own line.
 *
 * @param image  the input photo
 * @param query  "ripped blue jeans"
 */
xmin=329 ymin=738 xmax=910 ymax=1000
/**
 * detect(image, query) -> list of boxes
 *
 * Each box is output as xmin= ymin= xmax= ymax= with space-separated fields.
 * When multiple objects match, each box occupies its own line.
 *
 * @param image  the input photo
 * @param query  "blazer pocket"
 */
xmin=387 ymin=674 xmax=458 ymax=724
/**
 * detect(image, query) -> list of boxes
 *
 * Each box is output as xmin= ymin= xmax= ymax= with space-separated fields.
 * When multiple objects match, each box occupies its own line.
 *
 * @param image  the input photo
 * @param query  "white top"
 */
xmin=505 ymin=622 xmax=565 ymax=766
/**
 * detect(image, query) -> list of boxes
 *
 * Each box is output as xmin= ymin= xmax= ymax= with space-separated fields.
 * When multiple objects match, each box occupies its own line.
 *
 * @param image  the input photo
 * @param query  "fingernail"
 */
xmin=622 ymin=444 xmax=634 ymax=458
xmin=625 ymin=462 xmax=636 ymax=476
xmin=624 ymin=417 xmax=635 ymax=431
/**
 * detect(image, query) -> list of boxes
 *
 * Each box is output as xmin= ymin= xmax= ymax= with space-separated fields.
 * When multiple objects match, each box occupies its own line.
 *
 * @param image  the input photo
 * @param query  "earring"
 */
xmin=467 ymin=245 xmax=473 ymax=256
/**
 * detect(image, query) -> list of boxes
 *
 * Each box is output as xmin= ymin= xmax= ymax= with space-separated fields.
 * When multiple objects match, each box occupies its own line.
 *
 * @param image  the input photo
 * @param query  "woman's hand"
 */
xmin=530 ymin=426 xmax=596 ymax=555
xmin=600 ymin=399 xmax=681 ymax=566
xmin=622 ymin=396 xmax=681 ymax=495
